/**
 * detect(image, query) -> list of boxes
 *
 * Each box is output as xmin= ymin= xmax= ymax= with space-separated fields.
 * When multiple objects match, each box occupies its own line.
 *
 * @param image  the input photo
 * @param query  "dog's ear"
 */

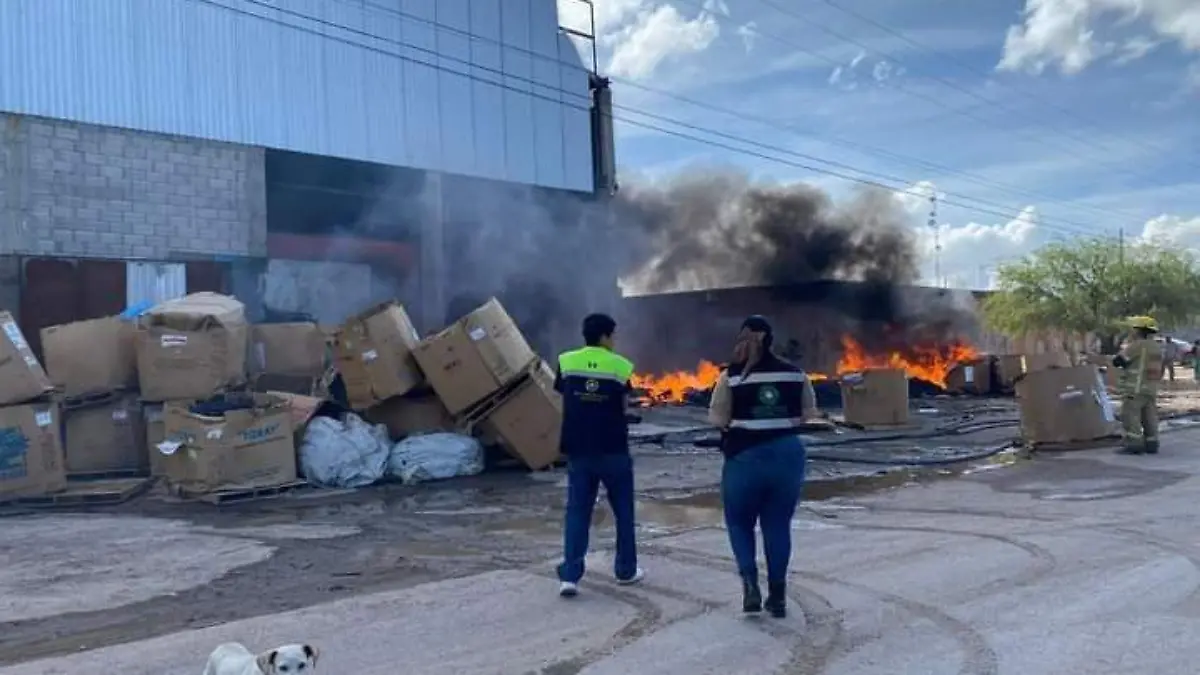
xmin=256 ymin=649 xmax=278 ymax=673
xmin=303 ymin=644 xmax=319 ymax=665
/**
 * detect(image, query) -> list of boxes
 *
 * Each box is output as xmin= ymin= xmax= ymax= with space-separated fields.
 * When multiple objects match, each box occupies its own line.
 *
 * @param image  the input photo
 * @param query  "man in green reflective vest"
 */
xmin=554 ymin=313 xmax=644 ymax=597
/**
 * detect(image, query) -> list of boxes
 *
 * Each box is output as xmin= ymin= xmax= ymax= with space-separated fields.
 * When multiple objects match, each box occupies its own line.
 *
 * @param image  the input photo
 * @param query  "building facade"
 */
xmin=0 ymin=0 xmax=601 ymax=355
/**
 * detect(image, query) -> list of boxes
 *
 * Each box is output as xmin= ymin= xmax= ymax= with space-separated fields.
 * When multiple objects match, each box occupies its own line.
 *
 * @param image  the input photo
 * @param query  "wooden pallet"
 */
xmin=180 ymin=480 xmax=310 ymax=505
xmin=66 ymin=468 xmax=149 ymax=482
xmin=1027 ymin=435 xmax=1122 ymax=452
xmin=0 ymin=477 xmax=151 ymax=508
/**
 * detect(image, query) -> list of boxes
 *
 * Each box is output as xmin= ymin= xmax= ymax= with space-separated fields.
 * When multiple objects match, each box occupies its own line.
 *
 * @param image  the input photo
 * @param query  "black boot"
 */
xmin=1117 ymin=444 xmax=1144 ymax=455
xmin=742 ymin=576 xmax=762 ymax=614
xmin=1145 ymin=439 xmax=1159 ymax=454
xmin=764 ymin=581 xmax=787 ymax=618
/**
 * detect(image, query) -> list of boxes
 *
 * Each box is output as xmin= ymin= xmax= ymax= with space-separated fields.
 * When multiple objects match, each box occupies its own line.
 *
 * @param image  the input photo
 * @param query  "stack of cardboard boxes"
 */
xmin=0 ymin=312 xmax=63 ymax=502
xmin=341 ymin=298 xmax=563 ymax=470
xmin=42 ymin=315 xmax=143 ymax=478
xmin=138 ymin=293 xmax=303 ymax=498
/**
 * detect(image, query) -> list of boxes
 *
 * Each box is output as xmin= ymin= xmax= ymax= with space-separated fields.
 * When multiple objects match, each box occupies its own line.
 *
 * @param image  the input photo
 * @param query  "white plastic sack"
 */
xmin=299 ymin=413 xmax=391 ymax=488
xmin=388 ymin=433 xmax=485 ymax=485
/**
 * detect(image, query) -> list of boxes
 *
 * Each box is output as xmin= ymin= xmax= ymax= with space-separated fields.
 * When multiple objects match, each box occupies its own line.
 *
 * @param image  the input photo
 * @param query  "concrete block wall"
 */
xmin=0 ymin=112 xmax=266 ymax=260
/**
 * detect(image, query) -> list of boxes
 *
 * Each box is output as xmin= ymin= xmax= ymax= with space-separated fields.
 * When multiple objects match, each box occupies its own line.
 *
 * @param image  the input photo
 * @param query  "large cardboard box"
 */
xmin=997 ymin=352 xmax=1071 ymax=390
xmin=946 ymin=356 xmax=994 ymax=395
xmin=478 ymin=362 xmax=562 ymax=470
xmin=366 ymin=392 xmax=455 ymax=441
xmin=1016 ymin=365 xmax=1118 ymax=445
xmin=144 ymin=403 xmax=168 ymax=477
xmin=334 ymin=302 xmax=423 ymax=409
xmin=0 ymin=312 xmax=54 ymax=406
xmin=0 ymin=401 xmax=66 ymax=500
xmin=62 ymin=393 xmax=147 ymax=476
xmin=1085 ymin=353 xmax=1121 ymax=391
xmin=414 ymin=298 xmax=538 ymax=416
xmin=250 ymin=322 xmax=327 ymax=378
xmin=156 ymin=393 xmax=297 ymax=493
xmin=42 ymin=316 xmax=138 ymax=397
xmin=136 ymin=293 xmax=249 ymax=402
xmin=840 ymin=368 xmax=909 ymax=427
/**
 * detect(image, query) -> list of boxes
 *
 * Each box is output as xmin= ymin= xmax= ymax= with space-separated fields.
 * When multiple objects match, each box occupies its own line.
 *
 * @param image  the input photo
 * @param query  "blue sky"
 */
xmin=558 ymin=0 xmax=1200 ymax=289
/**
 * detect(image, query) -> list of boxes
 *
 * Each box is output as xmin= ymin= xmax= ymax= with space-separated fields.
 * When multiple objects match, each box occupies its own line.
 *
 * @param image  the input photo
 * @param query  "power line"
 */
xmin=681 ymin=0 xmax=1174 ymax=183
xmin=811 ymin=0 xmax=1200 ymax=170
xmin=322 ymin=0 xmax=1151 ymax=225
xmin=187 ymin=0 xmax=1123 ymax=239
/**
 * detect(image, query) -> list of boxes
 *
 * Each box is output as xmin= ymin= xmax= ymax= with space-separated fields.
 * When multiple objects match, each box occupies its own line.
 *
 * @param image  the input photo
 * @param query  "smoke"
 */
xmin=616 ymin=168 xmax=920 ymax=295
xmin=331 ymin=164 xmax=968 ymax=359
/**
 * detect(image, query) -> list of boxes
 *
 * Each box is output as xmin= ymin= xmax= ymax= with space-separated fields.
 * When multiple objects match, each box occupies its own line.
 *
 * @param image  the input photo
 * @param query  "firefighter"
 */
xmin=708 ymin=315 xmax=816 ymax=618
xmin=1113 ymin=315 xmax=1164 ymax=455
xmin=554 ymin=313 xmax=644 ymax=598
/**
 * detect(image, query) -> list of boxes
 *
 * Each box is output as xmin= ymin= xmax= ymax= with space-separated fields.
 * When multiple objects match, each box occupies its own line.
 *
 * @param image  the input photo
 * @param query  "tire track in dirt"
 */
xmin=535 ymin=572 xmax=702 ymax=675
xmin=1100 ymin=525 xmax=1200 ymax=611
xmin=838 ymin=523 xmax=1059 ymax=597
xmin=642 ymin=543 xmax=844 ymax=675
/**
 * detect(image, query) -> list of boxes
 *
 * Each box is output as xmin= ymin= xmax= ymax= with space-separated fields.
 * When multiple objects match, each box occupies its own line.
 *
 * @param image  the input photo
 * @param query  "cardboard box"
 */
xmin=478 ymin=362 xmax=562 ymax=470
xmin=946 ymin=356 xmax=994 ymax=395
xmin=840 ymin=368 xmax=910 ymax=427
xmin=42 ymin=316 xmax=138 ymax=398
xmin=144 ymin=403 xmax=168 ymax=477
xmin=250 ymin=322 xmax=328 ymax=378
xmin=1016 ymin=365 xmax=1118 ymax=445
xmin=136 ymin=293 xmax=249 ymax=402
xmin=997 ymin=352 xmax=1071 ymax=390
xmin=157 ymin=393 xmax=297 ymax=493
xmin=0 ymin=401 xmax=66 ymax=499
xmin=367 ymin=392 xmax=455 ymax=441
xmin=414 ymin=298 xmax=538 ymax=416
xmin=333 ymin=302 xmax=424 ymax=409
xmin=1084 ymin=353 xmax=1120 ymax=391
xmin=0 ymin=312 xmax=54 ymax=406
xmin=62 ymin=393 xmax=147 ymax=476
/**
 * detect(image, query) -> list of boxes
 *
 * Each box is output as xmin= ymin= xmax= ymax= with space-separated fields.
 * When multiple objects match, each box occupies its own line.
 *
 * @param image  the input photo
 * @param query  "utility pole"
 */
xmin=929 ymin=191 xmax=941 ymax=288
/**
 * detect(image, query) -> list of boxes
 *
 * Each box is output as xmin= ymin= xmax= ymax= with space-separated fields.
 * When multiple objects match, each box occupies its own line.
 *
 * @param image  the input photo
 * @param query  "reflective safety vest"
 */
xmin=724 ymin=354 xmax=809 ymax=457
xmin=556 ymin=346 xmax=635 ymax=457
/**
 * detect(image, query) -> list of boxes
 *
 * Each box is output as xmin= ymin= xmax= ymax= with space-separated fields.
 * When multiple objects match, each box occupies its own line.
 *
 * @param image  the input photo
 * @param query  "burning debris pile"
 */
xmin=631 ymin=335 xmax=980 ymax=409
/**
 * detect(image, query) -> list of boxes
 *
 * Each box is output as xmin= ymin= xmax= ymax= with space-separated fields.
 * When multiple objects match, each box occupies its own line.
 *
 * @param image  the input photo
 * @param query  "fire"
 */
xmin=631 ymin=335 xmax=980 ymax=404
xmin=630 ymin=360 xmax=722 ymax=404
xmin=835 ymin=335 xmax=978 ymax=388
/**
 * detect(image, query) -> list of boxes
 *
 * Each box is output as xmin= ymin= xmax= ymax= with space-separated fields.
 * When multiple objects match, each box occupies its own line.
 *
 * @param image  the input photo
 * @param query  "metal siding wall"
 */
xmin=0 ymin=0 xmax=594 ymax=193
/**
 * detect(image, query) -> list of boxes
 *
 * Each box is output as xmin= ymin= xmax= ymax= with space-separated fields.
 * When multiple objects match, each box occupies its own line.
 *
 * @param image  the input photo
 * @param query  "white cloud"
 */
xmin=894 ymin=182 xmax=1200 ymax=289
xmin=999 ymin=0 xmax=1200 ymax=75
xmin=825 ymin=50 xmax=904 ymax=90
xmin=603 ymin=3 xmax=721 ymax=80
xmin=736 ymin=22 xmax=758 ymax=52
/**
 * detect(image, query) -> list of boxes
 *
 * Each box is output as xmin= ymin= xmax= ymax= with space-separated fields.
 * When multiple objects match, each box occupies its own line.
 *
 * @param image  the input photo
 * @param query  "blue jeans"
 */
xmin=721 ymin=435 xmax=807 ymax=583
xmin=557 ymin=453 xmax=638 ymax=583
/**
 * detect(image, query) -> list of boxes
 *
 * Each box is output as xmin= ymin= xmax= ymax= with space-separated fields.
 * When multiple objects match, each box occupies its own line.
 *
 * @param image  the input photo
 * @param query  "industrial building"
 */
xmin=0 ymin=0 xmax=613 ymax=357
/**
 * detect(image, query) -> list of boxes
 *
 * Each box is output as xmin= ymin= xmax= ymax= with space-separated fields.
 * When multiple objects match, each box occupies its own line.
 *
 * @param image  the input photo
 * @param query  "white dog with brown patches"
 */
xmin=202 ymin=642 xmax=319 ymax=675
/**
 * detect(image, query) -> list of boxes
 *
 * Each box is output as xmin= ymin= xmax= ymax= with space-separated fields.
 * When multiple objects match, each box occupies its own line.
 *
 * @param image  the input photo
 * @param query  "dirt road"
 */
xmin=5 ymin=422 xmax=1200 ymax=672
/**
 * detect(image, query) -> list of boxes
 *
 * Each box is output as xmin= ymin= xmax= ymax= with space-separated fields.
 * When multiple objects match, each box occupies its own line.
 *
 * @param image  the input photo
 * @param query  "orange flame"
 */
xmin=631 ymin=335 xmax=980 ymax=404
xmin=835 ymin=335 xmax=978 ymax=388
xmin=630 ymin=360 xmax=721 ymax=404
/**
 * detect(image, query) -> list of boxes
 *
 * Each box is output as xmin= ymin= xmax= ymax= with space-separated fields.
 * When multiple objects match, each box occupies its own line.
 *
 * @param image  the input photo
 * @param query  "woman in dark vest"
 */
xmin=708 ymin=315 xmax=814 ymax=617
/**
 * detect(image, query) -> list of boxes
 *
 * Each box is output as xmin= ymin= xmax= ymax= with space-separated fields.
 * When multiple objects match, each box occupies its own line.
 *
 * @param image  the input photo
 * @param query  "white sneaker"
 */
xmin=616 ymin=568 xmax=645 ymax=586
xmin=559 ymin=581 xmax=579 ymax=597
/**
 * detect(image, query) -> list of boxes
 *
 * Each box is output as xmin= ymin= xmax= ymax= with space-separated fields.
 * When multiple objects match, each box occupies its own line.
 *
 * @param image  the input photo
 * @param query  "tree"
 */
xmin=981 ymin=237 xmax=1200 ymax=353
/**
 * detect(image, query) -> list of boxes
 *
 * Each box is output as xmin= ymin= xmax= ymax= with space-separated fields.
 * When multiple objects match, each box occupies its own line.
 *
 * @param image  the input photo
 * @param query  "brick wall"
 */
xmin=0 ymin=113 xmax=266 ymax=259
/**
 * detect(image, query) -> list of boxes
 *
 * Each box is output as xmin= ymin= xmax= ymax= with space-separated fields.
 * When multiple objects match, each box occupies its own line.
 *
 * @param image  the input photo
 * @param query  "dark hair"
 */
xmin=582 ymin=313 xmax=617 ymax=346
xmin=740 ymin=314 xmax=774 ymax=350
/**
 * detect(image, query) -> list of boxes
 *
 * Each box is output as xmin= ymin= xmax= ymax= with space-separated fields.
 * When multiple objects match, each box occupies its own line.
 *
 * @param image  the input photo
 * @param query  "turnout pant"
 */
xmin=1121 ymin=393 xmax=1159 ymax=449
xmin=721 ymin=434 xmax=807 ymax=583
xmin=557 ymin=453 xmax=638 ymax=584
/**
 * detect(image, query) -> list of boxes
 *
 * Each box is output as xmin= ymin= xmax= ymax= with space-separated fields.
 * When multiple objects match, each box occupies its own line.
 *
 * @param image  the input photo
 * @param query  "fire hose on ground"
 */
xmin=635 ymin=412 xmax=1200 ymax=468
